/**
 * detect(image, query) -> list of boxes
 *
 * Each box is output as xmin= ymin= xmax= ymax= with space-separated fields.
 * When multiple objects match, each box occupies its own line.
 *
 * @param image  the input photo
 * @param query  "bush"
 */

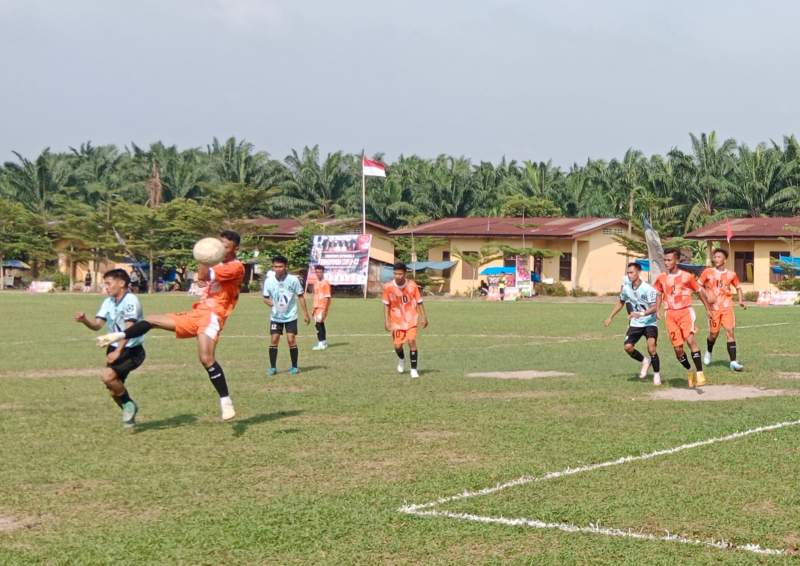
xmin=535 ymin=282 xmax=568 ymax=296
xmin=39 ymin=271 xmax=70 ymax=290
xmin=570 ymin=286 xmax=597 ymax=297
xmin=248 ymin=281 xmax=261 ymax=293
xmin=777 ymin=278 xmax=800 ymax=291
xmin=743 ymin=291 xmax=759 ymax=302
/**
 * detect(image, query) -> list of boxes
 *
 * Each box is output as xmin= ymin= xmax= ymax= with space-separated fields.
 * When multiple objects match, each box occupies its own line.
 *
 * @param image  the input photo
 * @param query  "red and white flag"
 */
xmin=725 ymin=219 xmax=733 ymax=244
xmin=362 ymin=157 xmax=386 ymax=177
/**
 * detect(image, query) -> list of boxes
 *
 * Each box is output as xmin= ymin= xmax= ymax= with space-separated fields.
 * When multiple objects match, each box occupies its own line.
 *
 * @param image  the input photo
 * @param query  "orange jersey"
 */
xmin=698 ymin=267 xmax=740 ymax=311
xmin=653 ymin=269 xmax=700 ymax=311
xmin=382 ymin=280 xmax=422 ymax=331
xmin=195 ymin=260 xmax=245 ymax=319
xmin=313 ymin=280 xmax=332 ymax=312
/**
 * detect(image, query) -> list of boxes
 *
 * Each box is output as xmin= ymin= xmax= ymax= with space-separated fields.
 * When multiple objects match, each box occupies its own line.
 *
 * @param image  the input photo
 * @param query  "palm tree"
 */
xmin=276 ymin=146 xmax=357 ymax=217
xmin=3 ymin=148 xmax=69 ymax=221
xmin=727 ymin=145 xmax=798 ymax=217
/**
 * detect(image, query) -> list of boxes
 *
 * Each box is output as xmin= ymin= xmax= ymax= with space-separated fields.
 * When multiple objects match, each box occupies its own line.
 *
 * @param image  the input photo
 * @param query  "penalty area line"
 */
xmin=399 ymin=418 xmax=800 ymax=556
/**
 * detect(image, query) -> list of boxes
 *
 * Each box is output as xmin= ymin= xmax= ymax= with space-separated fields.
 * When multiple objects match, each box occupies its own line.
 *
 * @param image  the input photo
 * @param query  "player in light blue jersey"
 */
xmin=262 ymin=255 xmax=310 ymax=375
xmin=604 ymin=262 xmax=661 ymax=385
xmin=75 ymin=269 xmax=145 ymax=427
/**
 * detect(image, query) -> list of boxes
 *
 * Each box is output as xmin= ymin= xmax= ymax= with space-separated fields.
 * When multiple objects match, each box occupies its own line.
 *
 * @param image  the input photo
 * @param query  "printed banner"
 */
xmin=307 ymin=234 xmax=372 ymax=286
xmin=516 ymin=256 xmax=532 ymax=297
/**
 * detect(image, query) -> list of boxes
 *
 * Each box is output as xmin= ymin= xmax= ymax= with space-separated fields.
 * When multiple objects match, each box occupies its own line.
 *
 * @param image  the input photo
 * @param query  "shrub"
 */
xmin=777 ymin=278 xmax=800 ymax=291
xmin=535 ymin=282 xmax=568 ymax=296
xmin=743 ymin=291 xmax=759 ymax=302
xmin=248 ymin=281 xmax=261 ymax=293
xmin=570 ymin=286 xmax=597 ymax=297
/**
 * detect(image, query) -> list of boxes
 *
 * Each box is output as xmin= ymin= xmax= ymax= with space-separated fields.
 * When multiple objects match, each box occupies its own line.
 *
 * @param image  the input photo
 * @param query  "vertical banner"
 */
xmin=307 ymin=234 xmax=373 ymax=286
xmin=515 ymin=256 xmax=532 ymax=297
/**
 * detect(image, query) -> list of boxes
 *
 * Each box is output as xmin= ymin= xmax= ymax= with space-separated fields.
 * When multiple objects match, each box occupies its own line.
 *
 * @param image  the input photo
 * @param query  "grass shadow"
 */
xmin=666 ymin=378 xmax=692 ymax=388
xmin=232 ymin=409 xmax=303 ymax=437
xmin=134 ymin=413 xmax=198 ymax=433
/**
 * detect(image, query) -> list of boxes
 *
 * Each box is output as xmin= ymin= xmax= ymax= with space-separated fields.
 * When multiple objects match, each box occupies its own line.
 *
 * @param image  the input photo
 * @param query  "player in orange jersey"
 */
xmin=699 ymin=248 xmax=746 ymax=371
xmin=311 ymin=265 xmax=332 ymax=351
xmin=95 ymin=230 xmax=245 ymax=421
xmin=654 ymin=248 xmax=712 ymax=388
xmin=383 ymin=262 xmax=428 ymax=379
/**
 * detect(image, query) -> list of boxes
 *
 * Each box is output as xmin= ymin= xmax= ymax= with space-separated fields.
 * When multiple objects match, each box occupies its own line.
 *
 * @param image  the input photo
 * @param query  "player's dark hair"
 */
xmin=393 ymin=261 xmax=407 ymax=272
xmin=664 ymin=248 xmax=681 ymax=260
xmin=103 ymin=268 xmax=130 ymax=286
xmin=272 ymin=254 xmax=288 ymax=266
xmin=219 ymin=230 xmax=240 ymax=246
xmin=712 ymin=248 xmax=729 ymax=258
xmin=314 ymin=264 xmax=325 ymax=271
xmin=626 ymin=262 xmax=641 ymax=271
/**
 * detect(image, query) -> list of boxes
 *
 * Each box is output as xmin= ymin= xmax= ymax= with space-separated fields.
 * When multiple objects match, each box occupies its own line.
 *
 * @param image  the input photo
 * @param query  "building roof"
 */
xmin=249 ymin=218 xmax=392 ymax=238
xmin=389 ymin=217 xmax=626 ymax=239
xmin=686 ymin=217 xmax=800 ymax=240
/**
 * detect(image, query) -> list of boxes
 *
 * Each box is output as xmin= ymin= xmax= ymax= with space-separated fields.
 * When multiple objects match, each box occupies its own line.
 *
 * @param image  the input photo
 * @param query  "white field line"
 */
xmin=399 ymin=418 xmax=800 ymax=556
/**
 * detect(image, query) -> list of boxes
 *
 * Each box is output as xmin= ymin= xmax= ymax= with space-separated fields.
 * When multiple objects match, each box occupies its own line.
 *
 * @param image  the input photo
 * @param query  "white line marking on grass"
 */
xmin=399 ymin=418 xmax=800 ymax=556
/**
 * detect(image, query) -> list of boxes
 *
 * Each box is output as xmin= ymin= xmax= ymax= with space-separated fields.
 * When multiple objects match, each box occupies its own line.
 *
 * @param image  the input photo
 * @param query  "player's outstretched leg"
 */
xmin=198 ymin=335 xmax=234 ymax=421
xmin=674 ymin=346 xmax=695 ymax=387
xmin=623 ymin=342 xmax=648 ymax=379
xmin=95 ymin=314 xmax=174 ymax=347
xmin=646 ymin=337 xmax=661 ymax=386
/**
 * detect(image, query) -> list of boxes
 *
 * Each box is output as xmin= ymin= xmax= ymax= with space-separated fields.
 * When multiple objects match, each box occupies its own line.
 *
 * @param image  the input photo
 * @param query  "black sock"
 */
xmin=678 ymin=354 xmax=691 ymax=369
xmin=651 ymin=353 xmax=660 ymax=372
xmin=290 ymin=346 xmax=298 ymax=368
xmin=315 ymin=322 xmax=326 ymax=342
xmin=119 ymin=390 xmax=132 ymax=405
xmin=124 ymin=320 xmax=153 ymax=339
xmin=395 ymin=347 xmax=405 ymax=359
xmin=205 ymin=362 xmax=229 ymax=398
xmin=626 ymin=349 xmax=645 ymax=362
xmin=727 ymin=341 xmax=737 ymax=362
xmin=410 ymin=350 xmax=418 ymax=369
xmin=691 ymin=351 xmax=703 ymax=372
xmin=112 ymin=395 xmax=124 ymax=408
xmin=269 ymin=346 xmax=278 ymax=368
xmin=707 ymin=336 xmax=716 ymax=353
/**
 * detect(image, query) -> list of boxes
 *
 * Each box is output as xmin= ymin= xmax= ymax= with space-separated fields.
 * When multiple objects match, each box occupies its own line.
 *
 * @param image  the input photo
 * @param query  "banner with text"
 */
xmin=307 ymin=234 xmax=372 ymax=286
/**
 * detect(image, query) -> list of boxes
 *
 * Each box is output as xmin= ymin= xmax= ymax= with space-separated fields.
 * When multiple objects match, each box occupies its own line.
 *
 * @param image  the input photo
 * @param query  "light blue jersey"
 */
xmin=96 ymin=292 xmax=144 ymax=348
xmin=620 ymin=280 xmax=658 ymax=328
xmin=262 ymin=274 xmax=304 ymax=323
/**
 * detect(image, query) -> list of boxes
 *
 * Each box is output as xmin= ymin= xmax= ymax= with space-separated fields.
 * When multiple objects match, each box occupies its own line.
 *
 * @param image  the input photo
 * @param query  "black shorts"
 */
xmin=106 ymin=345 xmax=145 ymax=381
xmin=624 ymin=326 xmax=658 ymax=345
xmin=270 ymin=319 xmax=298 ymax=335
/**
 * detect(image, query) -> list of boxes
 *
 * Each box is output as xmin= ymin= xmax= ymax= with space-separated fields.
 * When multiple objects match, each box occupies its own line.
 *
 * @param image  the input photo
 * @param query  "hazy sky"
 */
xmin=2 ymin=0 xmax=799 ymax=166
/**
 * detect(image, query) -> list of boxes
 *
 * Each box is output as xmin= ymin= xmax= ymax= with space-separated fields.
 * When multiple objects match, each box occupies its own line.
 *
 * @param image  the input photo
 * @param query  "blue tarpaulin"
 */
xmin=772 ymin=256 xmax=800 ymax=274
xmin=479 ymin=266 xmax=516 ymax=276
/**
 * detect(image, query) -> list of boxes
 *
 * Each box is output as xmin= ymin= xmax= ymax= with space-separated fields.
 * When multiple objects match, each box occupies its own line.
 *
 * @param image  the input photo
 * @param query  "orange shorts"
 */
xmin=665 ymin=308 xmax=697 ymax=347
xmin=392 ymin=327 xmax=417 ymax=347
xmin=709 ymin=308 xmax=735 ymax=334
xmin=169 ymin=309 xmax=224 ymax=341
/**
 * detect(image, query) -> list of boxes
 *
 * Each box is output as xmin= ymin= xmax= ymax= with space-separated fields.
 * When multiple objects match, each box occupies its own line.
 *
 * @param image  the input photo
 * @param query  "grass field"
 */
xmin=0 ymin=292 xmax=798 ymax=564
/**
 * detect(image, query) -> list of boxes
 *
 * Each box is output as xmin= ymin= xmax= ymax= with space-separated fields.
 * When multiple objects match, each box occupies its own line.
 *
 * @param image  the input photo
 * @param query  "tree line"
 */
xmin=1 ymin=133 xmax=799 ymax=284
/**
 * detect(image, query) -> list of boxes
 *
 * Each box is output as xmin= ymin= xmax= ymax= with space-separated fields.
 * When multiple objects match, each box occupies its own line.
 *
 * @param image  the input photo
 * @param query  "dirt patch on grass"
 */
xmin=779 ymin=372 xmax=800 ymax=380
xmin=0 ymin=403 xmax=21 ymax=411
xmin=650 ymin=385 xmax=797 ymax=402
xmin=456 ymin=390 xmax=556 ymax=401
xmin=466 ymin=370 xmax=574 ymax=380
xmin=0 ymin=364 xmax=183 ymax=379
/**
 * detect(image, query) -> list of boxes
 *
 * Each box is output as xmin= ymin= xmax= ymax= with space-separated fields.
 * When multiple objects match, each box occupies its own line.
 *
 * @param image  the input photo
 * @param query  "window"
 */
xmin=559 ymin=252 xmax=572 ymax=281
xmin=734 ymin=251 xmax=754 ymax=283
xmin=503 ymin=256 xmax=516 ymax=268
xmin=602 ymin=227 xmax=625 ymax=236
xmin=460 ymin=251 xmax=478 ymax=280
xmin=770 ymin=251 xmax=791 ymax=284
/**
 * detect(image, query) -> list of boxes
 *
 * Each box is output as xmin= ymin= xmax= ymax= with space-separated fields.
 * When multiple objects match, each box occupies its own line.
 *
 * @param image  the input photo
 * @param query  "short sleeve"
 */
xmin=731 ymin=272 xmax=741 ymax=287
xmin=262 ymin=278 xmax=271 ymax=298
xmin=698 ymin=270 xmax=708 ymax=286
xmin=95 ymin=300 xmax=109 ymax=320
xmin=382 ymin=285 xmax=390 ymax=305
xmin=653 ymin=276 xmax=663 ymax=294
xmin=687 ymin=274 xmax=700 ymax=292
xmin=646 ymin=287 xmax=658 ymax=304
xmin=212 ymin=261 xmax=244 ymax=283
xmin=122 ymin=296 xmax=140 ymax=321
xmin=321 ymin=281 xmax=332 ymax=298
xmin=413 ymin=282 xmax=423 ymax=303
xmin=294 ymin=278 xmax=304 ymax=295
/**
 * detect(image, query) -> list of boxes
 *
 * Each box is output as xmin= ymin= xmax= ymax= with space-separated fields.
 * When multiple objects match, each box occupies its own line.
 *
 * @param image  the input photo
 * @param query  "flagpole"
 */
xmin=361 ymin=151 xmax=366 ymax=235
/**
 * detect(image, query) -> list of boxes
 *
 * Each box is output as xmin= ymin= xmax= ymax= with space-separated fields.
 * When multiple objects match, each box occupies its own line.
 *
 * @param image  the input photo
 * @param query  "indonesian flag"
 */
xmin=725 ymin=219 xmax=733 ymax=244
xmin=362 ymin=157 xmax=386 ymax=177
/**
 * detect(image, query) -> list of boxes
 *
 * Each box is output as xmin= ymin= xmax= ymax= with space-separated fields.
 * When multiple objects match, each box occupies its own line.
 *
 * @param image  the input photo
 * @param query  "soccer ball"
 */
xmin=193 ymin=238 xmax=226 ymax=265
